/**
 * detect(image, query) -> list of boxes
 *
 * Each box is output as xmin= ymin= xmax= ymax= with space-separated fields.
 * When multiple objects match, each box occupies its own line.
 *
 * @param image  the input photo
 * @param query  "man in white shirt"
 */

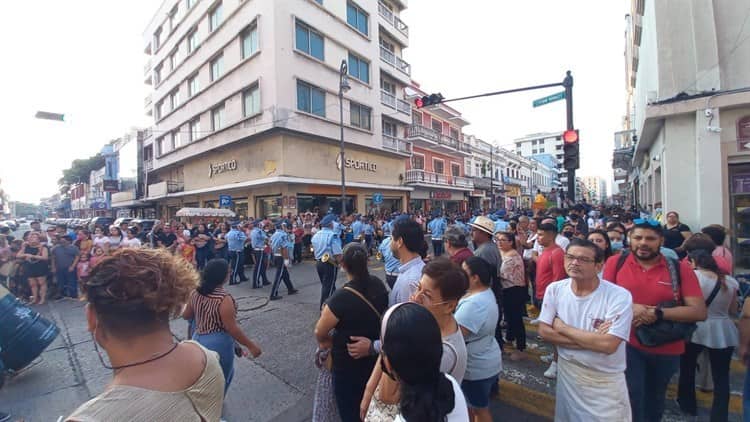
xmin=538 ymin=238 xmax=634 ymax=421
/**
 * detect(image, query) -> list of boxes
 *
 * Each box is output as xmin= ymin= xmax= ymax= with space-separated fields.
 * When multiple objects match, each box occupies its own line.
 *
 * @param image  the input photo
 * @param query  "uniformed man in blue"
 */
xmin=494 ymin=213 xmax=510 ymax=233
xmin=269 ymin=222 xmax=298 ymax=300
xmin=250 ymin=221 xmax=271 ymax=288
xmin=427 ymin=211 xmax=447 ymax=257
xmin=378 ymin=235 xmax=400 ymax=289
xmin=311 ymin=214 xmax=343 ymax=308
xmin=226 ymin=222 xmax=248 ymax=284
xmin=382 ymin=215 xmax=393 ymax=237
xmin=363 ymin=217 xmax=375 ymax=254
xmin=351 ymin=214 xmax=364 ymax=242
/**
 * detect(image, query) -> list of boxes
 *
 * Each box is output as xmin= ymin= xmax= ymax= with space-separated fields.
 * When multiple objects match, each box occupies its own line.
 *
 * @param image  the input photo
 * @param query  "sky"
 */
xmin=0 ymin=0 xmax=628 ymax=203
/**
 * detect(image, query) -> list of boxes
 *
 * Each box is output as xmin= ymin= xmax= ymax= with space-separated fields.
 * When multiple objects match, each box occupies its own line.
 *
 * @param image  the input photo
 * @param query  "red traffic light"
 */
xmin=563 ymin=129 xmax=579 ymax=144
xmin=415 ymin=97 xmax=424 ymax=108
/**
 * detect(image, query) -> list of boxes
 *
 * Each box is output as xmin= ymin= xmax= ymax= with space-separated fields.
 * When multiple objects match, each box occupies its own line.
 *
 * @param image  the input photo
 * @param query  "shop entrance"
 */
xmin=297 ymin=195 xmax=355 ymax=216
xmin=730 ymin=165 xmax=750 ymax=273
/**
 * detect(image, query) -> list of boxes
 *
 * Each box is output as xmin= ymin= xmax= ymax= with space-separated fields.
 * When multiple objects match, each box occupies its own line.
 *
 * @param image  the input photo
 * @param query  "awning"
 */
xmin=175 ymin=207 xmax=236 ymax=217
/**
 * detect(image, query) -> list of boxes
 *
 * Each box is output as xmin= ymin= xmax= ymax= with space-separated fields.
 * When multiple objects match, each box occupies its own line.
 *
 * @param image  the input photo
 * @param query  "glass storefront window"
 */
xmin=365 ymin=197 xmax=402 ymax=214
xmin=297 ymin=195 xmax=354 ymax=215
xmin=232 ymin=198 xmax=248 ymax=219
xmin=256 ymin=196 xmax=281 ymax=219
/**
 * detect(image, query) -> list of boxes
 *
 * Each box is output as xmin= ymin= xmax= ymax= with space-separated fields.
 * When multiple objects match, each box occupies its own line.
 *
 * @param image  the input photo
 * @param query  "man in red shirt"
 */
xmin=603 ymin=220 xmax=706 ymax=422
xmin=534 ymin=222 xmax=566 ymax=379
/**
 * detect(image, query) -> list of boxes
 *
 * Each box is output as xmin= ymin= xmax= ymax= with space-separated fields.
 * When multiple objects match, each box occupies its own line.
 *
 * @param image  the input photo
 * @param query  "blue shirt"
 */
xmin=382 ymin=221 xmax=393 ymax=236
xmin=455 ymin=289 xmax=502 ymax=380
xmin=270 ymin=231 xmax=286 ymax=255
xmin=351 ymin=221 xmax=364 ymax=238
xmin=311 ymin=228 xmax=342 ymax=260
xmin=455 ymin=221 xmax=469 ymax=234
xmin=389 ymin=256 xmax=425 ymax=306
xmin=379 ymin=237 xmax=400 ymax=274
xmin=428 ymin=217 xmax=447 ymax=240
xmin=226 ymin=228 xmax=247 ymax=251
xmin=333 ymin=222 xmax=343 ymax=236
xmin=250 ymin=227 xmax=266 ymax=249
xmin=363 ymin=223 xmax=374 ymax=236
xmin=286 ymin=232 xmax=294 ymax=256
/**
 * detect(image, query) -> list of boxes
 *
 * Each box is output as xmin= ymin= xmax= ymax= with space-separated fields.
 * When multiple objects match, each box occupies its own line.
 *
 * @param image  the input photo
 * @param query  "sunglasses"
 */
xmin=633 ymin=218 xmax=660 ymax=227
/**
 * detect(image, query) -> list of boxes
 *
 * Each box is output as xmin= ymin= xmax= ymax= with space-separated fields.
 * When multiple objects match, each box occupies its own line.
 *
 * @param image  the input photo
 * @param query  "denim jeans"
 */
xmin=625 ymin=344 xmax=680 ymax=422
xmin=55 ymin=269 xmax=77 ymax=298
xmin=193 ymin=331 xmax=234 ymax=394
xmin=677 ymin=342 xmax=733 ymax=421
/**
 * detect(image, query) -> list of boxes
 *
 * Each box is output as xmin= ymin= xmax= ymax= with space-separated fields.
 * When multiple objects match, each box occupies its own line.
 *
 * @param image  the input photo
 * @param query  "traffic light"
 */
xmin=563 ymin=129 xmax=580 ymax=170
xmin=414 ymin=93 xmax=444 ymax=109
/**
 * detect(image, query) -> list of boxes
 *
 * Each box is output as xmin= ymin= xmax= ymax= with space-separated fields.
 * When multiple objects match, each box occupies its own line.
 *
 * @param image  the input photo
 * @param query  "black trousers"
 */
xmin=316 ymin=261 xmax=337 ymax=308
xmin=271 ymin=256 xmax=294 ymax=297
xmin=293 ymin=243 xmax=302 ymax=263
xmin=229 ymin=250 xmax=247 ymax=283
xmin=252 ymin=250 xmax=269 ymax=288
xmin=432 ymin=239 xmax=444 ymax=257
xmin=677 ymin=342 xmax=734 ymax=421
xmin=502 ymin=286 xmax=527 ymax=351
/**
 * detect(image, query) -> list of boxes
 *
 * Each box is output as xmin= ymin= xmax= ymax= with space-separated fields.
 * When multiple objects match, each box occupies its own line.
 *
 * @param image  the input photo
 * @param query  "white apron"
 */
xmin=555 ymin=357 xmax=631 ymax=422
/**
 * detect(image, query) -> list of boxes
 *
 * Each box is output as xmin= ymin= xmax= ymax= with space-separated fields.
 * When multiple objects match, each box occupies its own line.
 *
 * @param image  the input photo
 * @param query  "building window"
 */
xmin=450 ymin=128 xmax=459 ymax=140
xmin=155 ymin=100 xmax=164 ymax=119
xmin=169 ymin=50 xmax=178 ymax=71
xmin=296 ymin=80 xmax=326 ymax=117
xmin=187 ymin=30 xmax=198 ymax=54
xmin=212 ymin=104 xmax=225 ymax=131
xmin=532 ymin=149 xmax=537 ymax=154
xmin=186 ymin=0 xmax=196 ymax=9
xmin=189 ymin=118 xmax=200 ymax=142
xmin=412 ymin=155 xmax=424 ymax=170
xmin=451 ymin=164 xmax=460 ymax=177
xmin=173 ymin=130 xmax=183 ymax=148
xmin=346 ymin=2 xmax=368 ymax=35
xmin=350 ymin=102 xmax=371 ymax=130
xmin=168 ymin=6 xmax=178 ymax=33
xmin=188 ymin=73 xmax=199 ymax=97
xmin=347 ymin=52 xmax=369 ymax=83
xmin=381 ymin=79 xmax=395 ymax=94
xmin=243 ymin=84 xmax=260 ymax=117
xmin=433 ymin=159 xmax=444 ymax=174
xmin=295 ymin=21 xmax=324 ymax=60
xmin=169 ymin=90 xmax=180 ymax=110
xmin=209 ymin=2 xmax=223 ymax=32
xmin=241 ymin=24 xmax=259 ymax=59
xmin=154 ymin=63 xmax=162 ymax=85
xmin=210 ymin=54 xmax=224 ymax=81
xmin=412 ymin=111 xmax=422 ymax=126
xmin=539 ymin=147 xmax=545 ymax=153
xmin=382 ymin=119 xmax=396 ymax=136
xmin=431 ymin=119 xmax=442 ymax=134
xmin=157 ymin=137 xmax=166 ymax=155
xmin=314 ymin=0 xmax=322 ymax=3
xmin=153 ymin=27 xmax=162 ymax=50
xmin=556 ymin=144 xmax=563 ymax=150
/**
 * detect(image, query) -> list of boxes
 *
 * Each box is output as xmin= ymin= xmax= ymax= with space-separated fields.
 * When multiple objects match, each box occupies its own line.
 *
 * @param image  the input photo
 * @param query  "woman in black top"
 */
xmin=314 ymin=243 xmax=388 ymax=422
xmin=664 ymin=211 xmax=692 ymax=258
xmin=17 ymin=232 xmax=49 ymax=304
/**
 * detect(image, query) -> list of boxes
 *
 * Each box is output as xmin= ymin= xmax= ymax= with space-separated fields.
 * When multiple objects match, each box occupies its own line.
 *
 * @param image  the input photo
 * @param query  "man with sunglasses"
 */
xmin=539 ymin=238 xmax=633 ymax=420
xmin=603 ymin=219 xmax=706 ymax=422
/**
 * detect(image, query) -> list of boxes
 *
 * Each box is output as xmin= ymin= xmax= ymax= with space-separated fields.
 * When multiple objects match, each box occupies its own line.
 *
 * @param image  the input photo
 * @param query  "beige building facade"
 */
xmin=141 ymin=0 xmax=414 ymax=218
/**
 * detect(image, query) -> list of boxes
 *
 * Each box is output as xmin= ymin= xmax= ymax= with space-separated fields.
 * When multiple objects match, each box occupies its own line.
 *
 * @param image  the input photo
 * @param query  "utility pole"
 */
xmin=563 ymin=71 xmax=575 ymax=203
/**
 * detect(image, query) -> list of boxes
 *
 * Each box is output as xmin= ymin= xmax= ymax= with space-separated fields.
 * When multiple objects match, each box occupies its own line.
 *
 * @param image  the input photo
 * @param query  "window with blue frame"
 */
xmin=346 ymin=2 xmax=368 ymax=36
xmin=295 ymin=21 xmax=324 ymax=60
xmin=297 ymin=81 xmax=326 ymax=117
xmin=348 ymin=52 xmax=369 ymax=83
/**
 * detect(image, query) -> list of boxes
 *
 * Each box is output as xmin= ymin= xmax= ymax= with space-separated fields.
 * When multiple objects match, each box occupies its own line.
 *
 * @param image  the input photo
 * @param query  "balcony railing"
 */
xmin=382 ymin=134 xmax=412 ymax=154
xmin=380 ymin=46 xmax=411 ymax=76
xmin=406 ymin=125 xmax=471 ymax=153
xmin=378 ymin=2 xmax=409 ymax=37
xmin=144 ymin=94 xmax=152 ymax=108
xmin=405 ymin=169 xmax=473 ymax=189
xmin=144 ymin=160 xmax=153 ymax=171
xmin=381 ymin=90 xmax=412 ymax=115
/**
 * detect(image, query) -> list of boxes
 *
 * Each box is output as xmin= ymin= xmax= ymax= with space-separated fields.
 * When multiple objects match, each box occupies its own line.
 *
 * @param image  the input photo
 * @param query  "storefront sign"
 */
xmin=336 ymin=153 xmax=377 ymax=172
xmin=219 ymin=195 xmax=232 ymax=208
xmin=102 ymin=180 xmax=119 ymax=193
xmin=209 ymin=160 xmax=238 ymax=178
xmin=732 ymin=173 xmax=750 ymax=194
xmin=506 ymin=186 xmax=521 ymax=197
xmin=430 ymin=191 xmax=452 ymax=200
xmin=372 ymin=193 xmax=383 ymax=204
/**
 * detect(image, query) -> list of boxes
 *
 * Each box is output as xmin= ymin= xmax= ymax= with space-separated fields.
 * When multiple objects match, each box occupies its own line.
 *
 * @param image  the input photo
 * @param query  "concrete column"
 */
xmin=694 ymin=109 xmax=724 ymax=226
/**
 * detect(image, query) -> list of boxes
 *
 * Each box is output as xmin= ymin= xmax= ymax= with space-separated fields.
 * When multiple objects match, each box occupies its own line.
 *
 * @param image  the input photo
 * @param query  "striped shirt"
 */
xmin=191 ymin=288 xmax=236 ymax=335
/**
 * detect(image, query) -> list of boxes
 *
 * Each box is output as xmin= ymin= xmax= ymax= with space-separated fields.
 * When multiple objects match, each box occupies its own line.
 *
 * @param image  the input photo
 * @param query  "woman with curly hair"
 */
xmin=66 ymin=248 xmax=225 ymax=422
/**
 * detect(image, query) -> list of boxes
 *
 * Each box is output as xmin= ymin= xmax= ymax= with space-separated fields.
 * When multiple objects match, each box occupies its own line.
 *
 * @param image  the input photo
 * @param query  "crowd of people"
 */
xmin=1 ymin=203 xmax=749 ymax=421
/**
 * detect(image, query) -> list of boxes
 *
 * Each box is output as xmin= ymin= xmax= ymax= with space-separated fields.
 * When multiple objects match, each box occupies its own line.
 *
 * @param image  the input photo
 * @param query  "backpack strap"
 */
xmin=614 ymin=250 xmax=630 ymax=279
xmin=664 ymin=256 xmax=683 ymax=303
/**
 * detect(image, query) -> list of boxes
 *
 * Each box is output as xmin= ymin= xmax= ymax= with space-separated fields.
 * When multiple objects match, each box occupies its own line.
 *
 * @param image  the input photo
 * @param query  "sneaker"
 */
xmin=288 ymin=289 xmax=299 ymax=295
xmin=269 ymin=295 xmax=282 ymax=301
xmin=544 ymin=361 xmax=557 ymax=379
xmin=0 ymin=412 xmax=11 ymax=422
xmin=540 ymin=354 xmax=554 ymax=363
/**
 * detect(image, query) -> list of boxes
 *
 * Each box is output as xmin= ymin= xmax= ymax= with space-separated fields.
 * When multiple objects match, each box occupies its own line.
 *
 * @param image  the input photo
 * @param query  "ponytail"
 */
xmin=688 ymin=249 xmax=726 ymax=289
xmin=399 ymin=374 xmax=455 ymax=422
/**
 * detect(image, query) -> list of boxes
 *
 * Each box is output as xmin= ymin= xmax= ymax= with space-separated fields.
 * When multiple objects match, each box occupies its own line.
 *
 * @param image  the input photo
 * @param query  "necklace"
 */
xmin=94 ymin=340 xmax=179 ymax=371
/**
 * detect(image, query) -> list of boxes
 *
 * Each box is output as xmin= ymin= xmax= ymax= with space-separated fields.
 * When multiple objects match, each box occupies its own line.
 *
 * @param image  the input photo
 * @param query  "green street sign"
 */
xmin=532 ymin=91 xmax=566 ymax=108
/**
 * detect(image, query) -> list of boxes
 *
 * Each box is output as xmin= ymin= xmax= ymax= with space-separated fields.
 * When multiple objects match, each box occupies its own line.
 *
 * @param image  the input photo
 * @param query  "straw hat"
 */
xmin=468 ymin=215 xmax=495 ymax=236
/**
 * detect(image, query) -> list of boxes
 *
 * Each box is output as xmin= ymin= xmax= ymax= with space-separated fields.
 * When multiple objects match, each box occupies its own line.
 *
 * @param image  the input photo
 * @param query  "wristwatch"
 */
xmin=654 ymin=307 xmax=664 ymax=321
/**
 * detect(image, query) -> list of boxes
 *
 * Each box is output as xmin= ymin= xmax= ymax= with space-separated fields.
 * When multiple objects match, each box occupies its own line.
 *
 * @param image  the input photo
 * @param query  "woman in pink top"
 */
xmin=702 ymin=225 xmax=733 ymax=275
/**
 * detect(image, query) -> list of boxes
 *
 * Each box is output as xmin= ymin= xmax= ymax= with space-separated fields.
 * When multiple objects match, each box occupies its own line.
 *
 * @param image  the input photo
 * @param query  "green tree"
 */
xmin=58 ymin=154 xmax=105 ymax=191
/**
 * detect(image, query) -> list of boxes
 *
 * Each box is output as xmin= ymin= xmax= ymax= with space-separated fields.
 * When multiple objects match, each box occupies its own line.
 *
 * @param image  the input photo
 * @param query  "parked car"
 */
xmin=130 ymin=219 xmax=156 ymax=232
xmin=113 ymin=217 xmax=134 ymax=228
xmin=88 ymin=217 xmax=115 ymax=232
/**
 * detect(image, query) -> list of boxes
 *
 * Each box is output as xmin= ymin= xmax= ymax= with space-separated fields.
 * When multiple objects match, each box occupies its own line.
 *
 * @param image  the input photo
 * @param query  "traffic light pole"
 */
xmin=563 ymin=71 xmax=575 ymax=203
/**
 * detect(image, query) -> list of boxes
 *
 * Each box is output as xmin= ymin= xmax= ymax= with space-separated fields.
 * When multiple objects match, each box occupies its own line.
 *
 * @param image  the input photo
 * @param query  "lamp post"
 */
xmin=338 ymin=59 xmax=351 ymax=216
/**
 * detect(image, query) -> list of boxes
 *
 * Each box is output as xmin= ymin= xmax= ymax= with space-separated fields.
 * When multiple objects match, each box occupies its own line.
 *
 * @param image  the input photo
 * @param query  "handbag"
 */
xmin=634 ymin=259 xmax=721 ymax=347
xmin=322 ymin=287 xmax=382 ymax=371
